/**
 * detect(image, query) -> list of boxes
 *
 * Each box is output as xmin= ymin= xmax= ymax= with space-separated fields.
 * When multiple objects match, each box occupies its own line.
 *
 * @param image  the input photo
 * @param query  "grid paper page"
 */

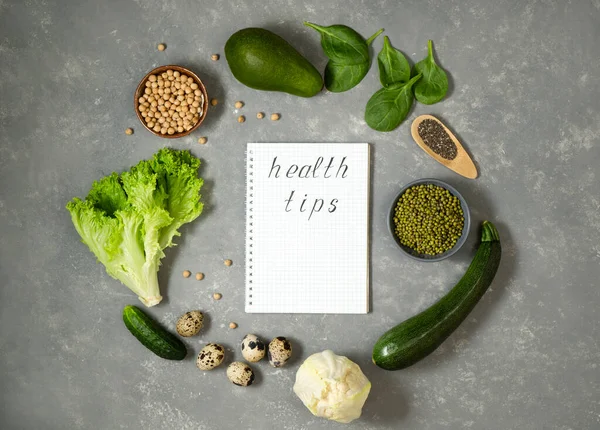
xmin=245 ymin=143 xmax=370 ymax=314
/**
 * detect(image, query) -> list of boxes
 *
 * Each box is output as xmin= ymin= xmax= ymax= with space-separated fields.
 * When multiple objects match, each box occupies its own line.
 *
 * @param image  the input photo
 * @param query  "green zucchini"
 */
xmin=123 ymin=305 xmax=187 ymax=360
xmin=373 ymin=221 xmax=501 ymax=370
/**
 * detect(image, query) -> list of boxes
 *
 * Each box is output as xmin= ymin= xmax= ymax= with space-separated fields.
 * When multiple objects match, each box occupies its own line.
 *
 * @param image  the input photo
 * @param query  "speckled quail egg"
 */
xmin=226 ymin=362 xmax=255 ymax=386
xmin=241 ymin=334 xmax=266 ymax=362
xmin=176 ymin=311 xmax=204 ymax=337
xmin=268 ymin=336 xmax=292 ymax=367
xmin=196 ymin=343 xmax=225 ymax=370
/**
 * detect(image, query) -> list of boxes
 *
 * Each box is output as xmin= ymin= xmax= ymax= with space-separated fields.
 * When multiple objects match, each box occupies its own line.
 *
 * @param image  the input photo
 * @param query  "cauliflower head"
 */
xmin=293 ymin=350 xmax=371 ymax=424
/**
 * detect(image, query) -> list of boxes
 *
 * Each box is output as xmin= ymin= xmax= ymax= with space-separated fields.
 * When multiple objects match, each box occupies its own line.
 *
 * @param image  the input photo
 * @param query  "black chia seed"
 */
xmin=417 ymin=119 xmax=458 ymax=160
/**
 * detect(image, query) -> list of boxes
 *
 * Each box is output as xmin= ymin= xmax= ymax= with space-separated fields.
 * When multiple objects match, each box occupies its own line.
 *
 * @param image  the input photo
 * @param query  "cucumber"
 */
xmin=123 ymin=305 xmax=187 ymax=360
xmin=373 ymin=221 xmax=501 ymax=370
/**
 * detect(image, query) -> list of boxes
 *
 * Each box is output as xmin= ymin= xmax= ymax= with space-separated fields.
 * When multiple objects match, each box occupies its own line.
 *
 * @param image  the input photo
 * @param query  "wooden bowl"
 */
xmin=134 ymin=65 xmax=209 ymax=138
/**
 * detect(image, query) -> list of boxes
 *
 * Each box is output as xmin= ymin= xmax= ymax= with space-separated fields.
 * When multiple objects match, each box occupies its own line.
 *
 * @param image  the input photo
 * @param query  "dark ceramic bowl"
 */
xmin=388 ymin=178 xmax=471 ymax=262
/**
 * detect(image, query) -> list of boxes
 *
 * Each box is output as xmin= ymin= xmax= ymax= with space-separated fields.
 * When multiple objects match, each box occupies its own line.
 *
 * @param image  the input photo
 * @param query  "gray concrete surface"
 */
xmin=1 ymin=0 xmax=599 ymax=429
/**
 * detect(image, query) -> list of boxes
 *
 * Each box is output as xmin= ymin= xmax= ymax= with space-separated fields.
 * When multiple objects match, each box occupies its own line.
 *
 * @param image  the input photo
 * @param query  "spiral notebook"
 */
xmin=245 ymin=143 xmax=370 ymax=314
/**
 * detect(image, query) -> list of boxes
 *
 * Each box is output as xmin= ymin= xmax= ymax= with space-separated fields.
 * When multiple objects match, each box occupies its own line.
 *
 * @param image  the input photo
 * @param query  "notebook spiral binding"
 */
xmin=245 ymin=149 xmax=254 ymax=309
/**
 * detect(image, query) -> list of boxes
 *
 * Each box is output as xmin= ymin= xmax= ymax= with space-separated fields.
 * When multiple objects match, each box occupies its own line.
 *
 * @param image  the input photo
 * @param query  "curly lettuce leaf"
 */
xmin=66 ymin=148 xmax=204 ymax=306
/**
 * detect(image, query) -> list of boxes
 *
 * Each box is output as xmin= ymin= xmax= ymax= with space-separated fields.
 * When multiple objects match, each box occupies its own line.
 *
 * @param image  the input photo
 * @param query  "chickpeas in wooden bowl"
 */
xmin=134 ymin=65 xmax=208 ymax=138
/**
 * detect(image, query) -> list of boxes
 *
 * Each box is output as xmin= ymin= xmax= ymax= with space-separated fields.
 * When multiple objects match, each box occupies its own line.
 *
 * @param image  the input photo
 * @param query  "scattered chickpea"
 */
xmin=125 ymin=128 xmax=134 ymax=135
xmin=229 ymin=322 xmax=238 ymax=329
xmin=270 ymin=113 xmax=281 ymax=121
xmin=210 ymin=98 xmax=218 ymax=106
xmin=234 ymin=101 xmax=244 ymax=109
xmin=157 ymin=43 xmax=166 ymax=51
xmin=183 ymin=270 xmax=191 ymax=278
xmin=256 ymin=112 xmax=264 ymax=119
xmin=211 ymin=54 xmax=220 ymax=61
xmin=213 ymin=293 xmax=222 ymax=300
xmin=198 ymin=136 xmax=207 ymax=145
xmin=224 ymin=259 xmax=233 ymax=267
xmin=195 ymin=272 xmax=204 ymax=281
xmin=237 ymin=115 xmax=245 ymax=123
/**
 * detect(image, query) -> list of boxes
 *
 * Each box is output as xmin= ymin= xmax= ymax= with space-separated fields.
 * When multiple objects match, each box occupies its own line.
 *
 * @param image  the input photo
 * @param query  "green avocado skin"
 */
xmin=225 ymin=28 xmax=323 ymax=98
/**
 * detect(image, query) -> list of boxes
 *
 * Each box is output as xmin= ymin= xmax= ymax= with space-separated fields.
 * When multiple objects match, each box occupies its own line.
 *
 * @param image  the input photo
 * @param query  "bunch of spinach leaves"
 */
xmin=304 ymin=20 xmax=449 ymax=132
xmin=304 ymin=22 xmax=383 ymax=92
xmin=366 ymin=38 xmax=449 ymax=131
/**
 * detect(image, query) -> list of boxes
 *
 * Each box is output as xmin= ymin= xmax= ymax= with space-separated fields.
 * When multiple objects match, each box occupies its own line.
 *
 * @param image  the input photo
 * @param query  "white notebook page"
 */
xmin=245 ymin=143 xmax=370 ymax=314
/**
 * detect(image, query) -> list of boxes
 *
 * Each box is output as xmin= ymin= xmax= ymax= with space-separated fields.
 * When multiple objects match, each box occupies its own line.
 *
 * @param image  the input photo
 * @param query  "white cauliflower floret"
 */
xmin=293 ymin=350 xmax=371 ymax=424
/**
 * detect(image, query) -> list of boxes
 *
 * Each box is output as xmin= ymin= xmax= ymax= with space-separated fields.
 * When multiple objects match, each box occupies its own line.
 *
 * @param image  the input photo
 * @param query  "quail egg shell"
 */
xmin=227 ymin=362 xmax=255 ymax=386
xmin=196 ymin=343 xmax=225 ymax=370
xmin=241 ymin=334 xmax=266 ymax=362
xmin=268 ymin=336 xmax=292 ymax=367
xmin=176 ymin=310 xmax=204 ymax=337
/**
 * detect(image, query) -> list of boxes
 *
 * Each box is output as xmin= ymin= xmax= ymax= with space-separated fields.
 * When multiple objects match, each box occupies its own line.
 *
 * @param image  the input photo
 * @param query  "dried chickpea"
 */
xmin=270 ymin=113 xmax=281 ymax=121
xmin=148 ymin=74 xmax=157 ymax=82
xmin=195 ymin=272 xmax=204 ymax=281
xmin=210 ymin=98 xmax=218 ymax=106
xmin=237 ymin=115 xmax=245 ymax=123
xmin=183 ymin=270 xmax=191 ymax=278
xmin=198 ymin=136 xmax=207 ymax=145
xmin=213 ymin=293 xmax=222 ymax=300
xmin=167 ymin=127 xmax=175 ymax=135
xmin=125 ymin=128 xmax=133 ymax=135
xmin=234 ymin=101 xmax=244 ymax=109
xmin=191 ymin=83 xmax=198 ymax=90
xmin=224 ymin=259 xmax=233 ymax=266
xmin=157 ymin=43 xmax=166 ymax=51
xmin=211 ymin=54 xmax=219 ymax=61
xmin=229 ymin=322 xmax=238 ymax=329
xmin=257 ymin=112 xmax=264 ymax=119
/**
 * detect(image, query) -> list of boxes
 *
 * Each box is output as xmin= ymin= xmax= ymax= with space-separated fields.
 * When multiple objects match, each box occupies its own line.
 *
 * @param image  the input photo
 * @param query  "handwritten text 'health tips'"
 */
xmin=268 ymin=156 xmax=350 ymax=221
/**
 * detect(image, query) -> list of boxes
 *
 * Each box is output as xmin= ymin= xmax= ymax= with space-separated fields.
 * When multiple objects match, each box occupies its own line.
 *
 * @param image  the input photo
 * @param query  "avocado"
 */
xmin=225 ymin=28 xmax=323 ymax=98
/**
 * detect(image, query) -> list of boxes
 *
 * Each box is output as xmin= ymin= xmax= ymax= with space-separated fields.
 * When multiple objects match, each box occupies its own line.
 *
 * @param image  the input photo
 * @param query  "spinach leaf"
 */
xmin=324 ymin=62 xmax=370 ymax=93
xmin=412 ymin=40 xmax=448 ymax=105
xmin=365 ymin=74 xmax=422 ymax=132
xmin=377 ymin=36 xmax=411 ymax=87
xmin=305 ymin=22 xmax=383 ymax=92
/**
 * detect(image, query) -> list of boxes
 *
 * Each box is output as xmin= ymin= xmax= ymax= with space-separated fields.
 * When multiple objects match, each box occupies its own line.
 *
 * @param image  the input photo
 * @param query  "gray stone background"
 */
xmin=1 ymin=0 xmax=598 ymax=429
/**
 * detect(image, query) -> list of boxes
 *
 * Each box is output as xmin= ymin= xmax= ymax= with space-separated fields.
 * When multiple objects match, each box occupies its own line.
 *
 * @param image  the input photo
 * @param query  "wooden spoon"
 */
xmin=410 ymin=115 xmax=477 ymax=179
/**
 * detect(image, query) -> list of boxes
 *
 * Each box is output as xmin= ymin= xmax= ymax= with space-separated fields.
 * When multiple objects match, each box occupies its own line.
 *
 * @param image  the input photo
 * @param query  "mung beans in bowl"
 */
xmin=388 ymin=178 xmax=470 ymax=262
xmin=134 ymin=65 xmax=209 ymax=138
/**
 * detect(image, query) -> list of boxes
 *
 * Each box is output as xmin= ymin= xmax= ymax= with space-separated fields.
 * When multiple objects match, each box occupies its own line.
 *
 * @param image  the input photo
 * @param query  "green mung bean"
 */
xmin=393 ymin=184 xmax=464 ymax=255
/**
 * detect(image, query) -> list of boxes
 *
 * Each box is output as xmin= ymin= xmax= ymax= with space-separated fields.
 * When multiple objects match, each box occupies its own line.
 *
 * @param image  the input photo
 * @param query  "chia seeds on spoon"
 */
xmin=417 ymin=119 xmax=458 ymax=160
